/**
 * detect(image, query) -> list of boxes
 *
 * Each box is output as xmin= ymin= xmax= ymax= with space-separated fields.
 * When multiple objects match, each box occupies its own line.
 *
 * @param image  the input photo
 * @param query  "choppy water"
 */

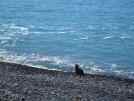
xmin=0 ymin=0 xmax=134 ymax=78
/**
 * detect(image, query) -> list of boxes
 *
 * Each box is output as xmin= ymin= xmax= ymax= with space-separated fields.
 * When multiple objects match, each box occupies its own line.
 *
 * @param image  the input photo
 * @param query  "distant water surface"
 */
xmin=0 ymin=0 xmax=134 ymax=78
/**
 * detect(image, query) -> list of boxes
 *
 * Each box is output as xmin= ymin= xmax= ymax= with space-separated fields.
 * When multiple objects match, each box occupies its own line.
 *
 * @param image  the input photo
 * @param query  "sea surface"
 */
xmin=0 ymin=0 xmax=134 ymax=78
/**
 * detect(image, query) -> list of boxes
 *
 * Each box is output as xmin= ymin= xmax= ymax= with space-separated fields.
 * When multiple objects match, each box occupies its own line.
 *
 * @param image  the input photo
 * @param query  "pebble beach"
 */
xmin=0 ymin=61 xmax=134 ymax=101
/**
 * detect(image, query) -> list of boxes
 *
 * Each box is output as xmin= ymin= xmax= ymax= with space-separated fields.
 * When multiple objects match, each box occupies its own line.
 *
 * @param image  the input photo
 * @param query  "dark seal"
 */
xmin=75 ymin=64 xmax=84 ymax=77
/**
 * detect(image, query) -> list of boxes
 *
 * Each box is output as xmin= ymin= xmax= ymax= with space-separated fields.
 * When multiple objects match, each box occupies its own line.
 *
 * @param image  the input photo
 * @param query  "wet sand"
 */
xmin=0 ymin=61 xmax=134 ymax=101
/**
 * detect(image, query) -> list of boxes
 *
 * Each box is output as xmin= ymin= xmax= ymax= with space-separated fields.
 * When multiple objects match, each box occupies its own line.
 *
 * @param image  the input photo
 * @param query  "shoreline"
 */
xmin=0 ymin=61 xmax=134 ymax=82
xmin=0 ymin=61 xmax=134 ymax=101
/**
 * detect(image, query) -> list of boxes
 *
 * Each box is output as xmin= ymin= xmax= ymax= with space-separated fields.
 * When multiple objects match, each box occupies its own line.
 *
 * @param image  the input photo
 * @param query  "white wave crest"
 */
xmin=80 ymin=36 xmax=89 ymax=40
xmin=103 ymin=36 xmax=114 ymax=39
xmin=0 ymin=23 xmax=31 ymax=47
xmin=120 ymin=36 xmax=131 ymax=39
xmin=0 ymin=52 xmax=72 ymax=69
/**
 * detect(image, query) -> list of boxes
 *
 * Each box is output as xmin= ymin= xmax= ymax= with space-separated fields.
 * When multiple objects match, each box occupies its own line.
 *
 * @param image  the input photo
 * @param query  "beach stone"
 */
xmin=12 ymin=83 xmax=19 ymax=87
xmin=23 ymin=87 xmax=32 ymax=95
xmin=50 ymin=91 xmax=56 ymax=95
xmin=72 ymin=95 xmax=82 ymax=101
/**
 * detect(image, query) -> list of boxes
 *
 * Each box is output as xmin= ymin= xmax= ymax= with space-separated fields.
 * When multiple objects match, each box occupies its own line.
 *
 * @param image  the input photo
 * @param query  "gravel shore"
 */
xmin=0 ymin=61 xmax=134 ymax=101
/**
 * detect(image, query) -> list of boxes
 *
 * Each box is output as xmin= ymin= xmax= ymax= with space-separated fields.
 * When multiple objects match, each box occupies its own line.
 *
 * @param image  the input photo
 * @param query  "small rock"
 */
xmin=51 ymin=91 xmax=55 ymax=95
xmin=13 ymin=83 xmax=18 ymax=87
xmin=72 ymin=95 xmax=82 ymax=101
xmin=21 ymin=97 xmax=25 ymax=101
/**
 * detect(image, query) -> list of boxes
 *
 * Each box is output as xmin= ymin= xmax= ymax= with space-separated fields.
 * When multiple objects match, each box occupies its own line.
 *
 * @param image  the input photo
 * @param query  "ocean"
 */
xmin=0 ymin=0 xmax=134 ymax=78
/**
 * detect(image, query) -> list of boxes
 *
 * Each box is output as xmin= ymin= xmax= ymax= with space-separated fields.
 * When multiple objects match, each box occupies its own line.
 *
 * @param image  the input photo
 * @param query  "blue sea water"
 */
xmin=0 ymin=0 xmax=134 ymax=78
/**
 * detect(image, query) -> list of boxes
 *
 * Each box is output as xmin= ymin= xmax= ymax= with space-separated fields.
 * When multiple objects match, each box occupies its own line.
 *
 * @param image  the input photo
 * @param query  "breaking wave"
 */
xmin=0 ymin=23 xmax=134 ymax=79
xmin=0 ymin=50 xmax=134 ymax=79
